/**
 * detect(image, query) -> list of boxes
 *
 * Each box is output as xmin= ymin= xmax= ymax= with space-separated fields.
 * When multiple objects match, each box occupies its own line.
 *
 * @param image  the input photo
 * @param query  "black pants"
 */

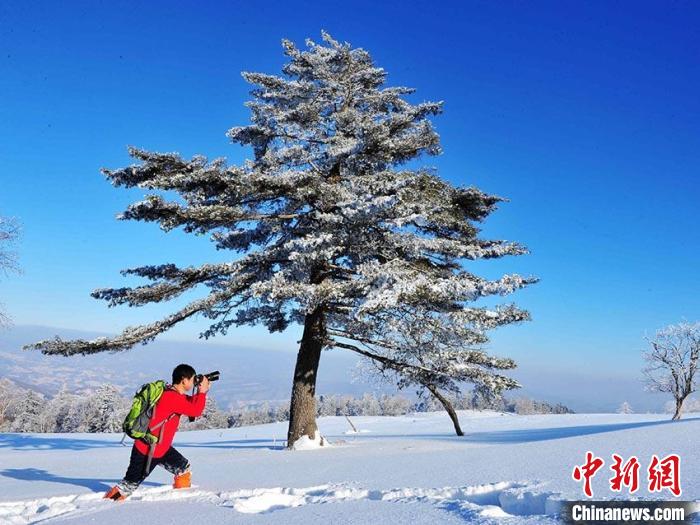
xmin=117 ymin=445 xmax=190 ymax=495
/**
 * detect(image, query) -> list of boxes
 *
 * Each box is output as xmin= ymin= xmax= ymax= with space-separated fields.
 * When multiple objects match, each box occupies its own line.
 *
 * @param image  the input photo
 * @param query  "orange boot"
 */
xmin=104 ymin=486 xmax=126 ymax=501
xmin=173 ymin=470 xmax=191 ymax=489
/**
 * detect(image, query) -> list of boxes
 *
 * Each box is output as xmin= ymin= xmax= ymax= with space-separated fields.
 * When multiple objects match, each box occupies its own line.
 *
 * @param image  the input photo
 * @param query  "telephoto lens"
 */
xmin=194 ymin=371 xmax=220 ymax=385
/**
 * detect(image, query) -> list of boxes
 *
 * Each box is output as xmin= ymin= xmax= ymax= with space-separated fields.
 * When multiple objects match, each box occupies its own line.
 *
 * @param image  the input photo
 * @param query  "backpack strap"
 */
xmin=144 ymin=415 xmax=178 ymax=475
xmin=150 ymin=413 xmax=177 ymax=433
xmin=143 ymin=397 xmax=178 ymax=475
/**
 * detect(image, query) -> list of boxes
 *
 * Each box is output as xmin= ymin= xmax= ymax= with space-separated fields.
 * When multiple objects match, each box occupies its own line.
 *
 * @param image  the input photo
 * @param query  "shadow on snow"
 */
xmin=0 ymin=434 xmax=124 ymax=451
xmin=352 ymin=417 xmax=700 ymax=444
xmin=0 ymin=467 xmax=157 ymax=492
xmin=1 ymin=417 xmax=697 ymax=453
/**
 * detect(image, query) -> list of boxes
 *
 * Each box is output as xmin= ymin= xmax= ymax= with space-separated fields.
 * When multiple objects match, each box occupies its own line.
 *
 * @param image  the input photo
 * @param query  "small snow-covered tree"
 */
xmin=513 ymin=397 xmax=536 ymax=415
xmin=0 ymin=215 xmax=20 ymax=326
xmin=258 ymin=401 xmax=273 ymax=422
xmin=85 ymin=384 xmax=126 ymax=433
xmin=317 ymin=394 xmax=336 ymax=417
xmin=643 ymin=321 xmax=700 ymax=420
xmin=318 ymin=394 xmax=352 ymax=416
xmin=338 ymin=395 xmax=356 ymax=417
xmin=232 ymin=405 xmax=269 ymax=427
xmin=10 ymin=390 xmax=46 ymax=432
xmin=358 ymin=393 xmax=381 ymax=416
xmin=617 ymin=401 xmax=633 ymax=414
xmin=29 ymin=32 xmax=535 ymax=448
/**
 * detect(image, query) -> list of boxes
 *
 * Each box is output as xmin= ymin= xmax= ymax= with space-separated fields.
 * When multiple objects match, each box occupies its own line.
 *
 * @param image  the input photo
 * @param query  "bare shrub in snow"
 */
xmin=643 ymin=321 xmax=700 ymax=420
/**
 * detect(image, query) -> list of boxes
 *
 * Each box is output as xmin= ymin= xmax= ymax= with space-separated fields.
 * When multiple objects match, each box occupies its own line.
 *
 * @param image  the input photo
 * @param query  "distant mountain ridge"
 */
xmin=0 ymin=325 xmax=367 ymax=410
xmin=0 ymin=325 xmax=664 ymax=413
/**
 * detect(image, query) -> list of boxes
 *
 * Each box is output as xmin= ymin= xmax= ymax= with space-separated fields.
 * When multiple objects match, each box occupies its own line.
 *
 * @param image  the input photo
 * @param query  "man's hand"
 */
xmin=198 ymin=375 xmax=210 ymax=393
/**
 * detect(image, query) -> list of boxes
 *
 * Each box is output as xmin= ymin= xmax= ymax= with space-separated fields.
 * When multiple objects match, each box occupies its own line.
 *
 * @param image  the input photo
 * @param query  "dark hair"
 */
xmin=172 ymin=364 xmax=196 ymax=385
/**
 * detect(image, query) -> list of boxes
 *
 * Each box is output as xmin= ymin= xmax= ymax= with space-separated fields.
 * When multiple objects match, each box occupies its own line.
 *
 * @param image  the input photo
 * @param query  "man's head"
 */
xmin=172 ymin=364 xmax=196 ymax=388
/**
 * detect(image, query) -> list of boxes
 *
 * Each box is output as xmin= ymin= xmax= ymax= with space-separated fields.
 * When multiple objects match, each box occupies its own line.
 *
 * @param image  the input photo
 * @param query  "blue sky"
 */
xmin=1 ymin=1 xmax=699 ymax=408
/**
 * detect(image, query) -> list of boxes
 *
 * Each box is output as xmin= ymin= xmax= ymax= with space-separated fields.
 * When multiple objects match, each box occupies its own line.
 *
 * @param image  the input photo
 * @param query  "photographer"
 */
xmin=104 ymin=364 xmax=211 ymax=501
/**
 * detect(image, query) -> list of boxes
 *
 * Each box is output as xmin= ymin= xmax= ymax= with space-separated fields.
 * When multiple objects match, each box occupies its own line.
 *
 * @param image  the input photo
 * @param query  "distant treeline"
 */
xmin=0 ymin=377 xmax=573 ymax=433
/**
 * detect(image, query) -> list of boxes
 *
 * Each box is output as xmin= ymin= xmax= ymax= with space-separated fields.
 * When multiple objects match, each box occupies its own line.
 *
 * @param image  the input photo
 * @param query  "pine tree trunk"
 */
xmin=426 ymin=384 xmax=464 ymax=436
xmin=286 ymin=307 xmax=326 ymax=448
xmin=672 ymin=396 xmax=685 ymax=421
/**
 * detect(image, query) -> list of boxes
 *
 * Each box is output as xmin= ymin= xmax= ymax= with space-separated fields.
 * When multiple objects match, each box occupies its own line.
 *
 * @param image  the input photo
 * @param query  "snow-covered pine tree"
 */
xmin=85 ymin=384 xmax=126 ymax=433
xmin=617 ymin=401 xmax=633 ymax=414
xmin=28 ymin=32 xmax=535 ymax=448
xmin=9 ymin=390 xmax=46 ymax=433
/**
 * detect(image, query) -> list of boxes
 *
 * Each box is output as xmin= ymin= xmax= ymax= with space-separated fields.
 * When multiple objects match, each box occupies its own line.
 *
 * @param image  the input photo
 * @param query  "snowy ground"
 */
xmin=1 ymin=411 xmax=698 ymax=524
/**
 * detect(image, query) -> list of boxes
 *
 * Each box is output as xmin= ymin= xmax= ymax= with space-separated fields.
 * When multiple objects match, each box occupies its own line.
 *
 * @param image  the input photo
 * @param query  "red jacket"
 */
xmin=134 ymin=388 xmax=207 ymax=458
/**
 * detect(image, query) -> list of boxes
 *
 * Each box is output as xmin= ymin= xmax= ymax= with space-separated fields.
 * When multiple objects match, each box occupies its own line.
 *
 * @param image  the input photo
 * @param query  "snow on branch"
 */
xmin=27 ymin=32 xmax=536 ymax=384
xmin=26 ymin=288 xmax=236 ymax=355
xmin=92 ymin=262 xmax=240 ymax=307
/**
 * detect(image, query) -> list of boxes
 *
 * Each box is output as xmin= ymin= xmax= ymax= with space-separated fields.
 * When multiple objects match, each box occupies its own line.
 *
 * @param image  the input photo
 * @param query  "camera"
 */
xmin=188 ymin=371 xmax=220 ymax=422
xmin=194 ymin=371 xmax=220 ymax=385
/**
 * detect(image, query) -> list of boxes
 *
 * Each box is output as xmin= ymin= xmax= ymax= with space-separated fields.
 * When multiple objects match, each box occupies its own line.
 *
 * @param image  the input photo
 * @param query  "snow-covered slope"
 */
xmin=1 ymin=411 xmax=698 ymax=524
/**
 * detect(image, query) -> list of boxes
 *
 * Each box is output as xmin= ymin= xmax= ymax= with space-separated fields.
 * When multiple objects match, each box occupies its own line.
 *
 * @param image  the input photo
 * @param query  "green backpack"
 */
xmin=122 ymin=380 xmax=167 ymax=444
